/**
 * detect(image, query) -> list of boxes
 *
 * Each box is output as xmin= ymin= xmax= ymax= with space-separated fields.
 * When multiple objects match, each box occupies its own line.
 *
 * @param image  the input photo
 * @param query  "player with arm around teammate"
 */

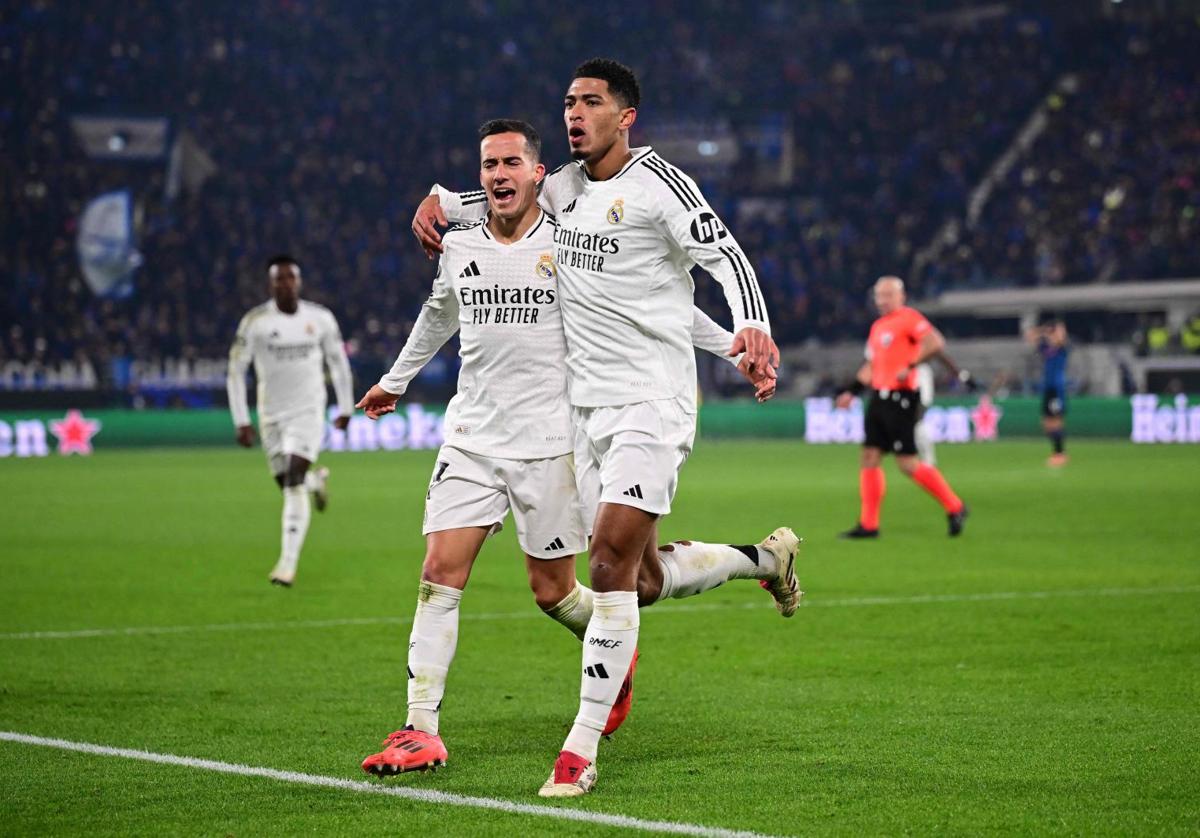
xmin=836 ymin=276 xmax=968 ymax=538
xmin=225 ymin=256 xmax=354 ymax=586
xmin=356 ymin=120 xmax=766 ymax=777
xmin=413 ymin=60 xmax=801 ymax=798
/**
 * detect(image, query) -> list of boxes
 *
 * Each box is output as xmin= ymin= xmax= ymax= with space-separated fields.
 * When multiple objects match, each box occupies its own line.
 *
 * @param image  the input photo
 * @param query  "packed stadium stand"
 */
xmin=2 ymin=2 xmax=1198 ymax=401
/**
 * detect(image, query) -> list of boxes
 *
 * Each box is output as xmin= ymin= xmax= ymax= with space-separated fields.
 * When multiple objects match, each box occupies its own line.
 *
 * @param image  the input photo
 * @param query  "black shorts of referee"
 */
xmin=864 ymin=388 xmax=920 ymax=455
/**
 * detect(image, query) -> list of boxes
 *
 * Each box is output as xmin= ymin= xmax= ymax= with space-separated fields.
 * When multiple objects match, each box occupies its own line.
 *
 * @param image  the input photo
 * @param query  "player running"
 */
xmin=412 ymin=59 xmax=801 ymax=798
xmin=358 ymin=119 xmax=775 ymax=778
xmin=836 ymin=276 xmax=968 ymax=539
xmin=1026 ymin=318 xmax=1069 ymax=466
xmin=226 ymin=256 xmax=354 ymax=586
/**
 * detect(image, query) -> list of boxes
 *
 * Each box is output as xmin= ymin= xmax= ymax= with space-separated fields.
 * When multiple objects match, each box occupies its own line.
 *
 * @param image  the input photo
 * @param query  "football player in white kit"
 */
xmin=915 ymin=353 xmax=976 ymax=465
xmin=412 ymin=60 xmax=802 ymax=797
xmin=226 ymin=256 xmax=354 ymax=586
xmin=357 ymin=120 xmax=764 ymax=777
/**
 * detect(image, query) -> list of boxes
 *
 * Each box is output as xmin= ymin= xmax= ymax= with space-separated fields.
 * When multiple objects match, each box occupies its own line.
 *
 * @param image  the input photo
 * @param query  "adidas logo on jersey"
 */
xmin=544 ymin=537 xmax=566 ymax=552
xmin=459 ymin=261 xmax=481 ymax=278
xmin=621 ymin=484 xmax=644 ymax=499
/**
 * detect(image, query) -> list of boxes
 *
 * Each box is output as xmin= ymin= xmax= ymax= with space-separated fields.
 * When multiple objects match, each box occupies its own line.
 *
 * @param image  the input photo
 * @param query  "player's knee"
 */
xmin=635 ymin=578 xmax=660 ymax=608
xmin=896 ymin=457 xmax=919 ymax=476
xmin=528 ymin=573 xmax=571 ymax=610
xmin=421 ymin=552 xmax=468 ymax=589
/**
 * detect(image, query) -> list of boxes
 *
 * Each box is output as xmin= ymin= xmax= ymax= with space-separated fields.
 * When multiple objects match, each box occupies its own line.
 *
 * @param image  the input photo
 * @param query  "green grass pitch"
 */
xmin=1 ymin=440 xmax=1198 ymax=835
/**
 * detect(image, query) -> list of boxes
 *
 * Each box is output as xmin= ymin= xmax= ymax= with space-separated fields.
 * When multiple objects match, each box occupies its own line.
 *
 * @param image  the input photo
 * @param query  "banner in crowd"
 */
xmin=2 ymin=396 xmax=1198 ymax=458
xmin=76 ymin=190 xmax=142 ymax=299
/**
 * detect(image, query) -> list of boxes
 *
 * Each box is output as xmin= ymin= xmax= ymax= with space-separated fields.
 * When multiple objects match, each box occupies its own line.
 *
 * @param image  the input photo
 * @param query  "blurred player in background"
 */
xmin=413 ymin=59 xmax=800 ymax=798
xmin=362 ymin=118 xmax=783 ymax=781
xmin=914 ymin=351 xmax=975 ymax=465
xmin=837 ymin=276 xmax=968 ymax=538
xmin=226 ymin=256 xmax=353 ymax=586
xmin=1026 ymin=318 xmax=1070 ymax=466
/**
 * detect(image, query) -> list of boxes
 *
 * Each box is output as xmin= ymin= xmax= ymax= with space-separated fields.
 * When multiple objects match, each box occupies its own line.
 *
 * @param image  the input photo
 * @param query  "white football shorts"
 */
xmin=573 ymin=396 xmax=696 ymax=528
xmin=261 ymin=410 xmax=325 ymax=475
xmin=422 ymin=445 xmax=587 ymax=559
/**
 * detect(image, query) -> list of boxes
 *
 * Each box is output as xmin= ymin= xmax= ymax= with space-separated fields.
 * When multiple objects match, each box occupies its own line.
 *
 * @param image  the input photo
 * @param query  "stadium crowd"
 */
xmin=2 ymin=2 xmax=1198 ymax=394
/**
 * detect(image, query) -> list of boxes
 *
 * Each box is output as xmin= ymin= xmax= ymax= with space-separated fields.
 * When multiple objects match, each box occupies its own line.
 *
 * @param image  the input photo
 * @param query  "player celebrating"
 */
xmin=357 ymin=120 xmax=769 ymax=778
xmin=412 ymin=59 xmax=801 ymax=798
xmin=836 ymin=276 xmax=968 ymax=539
xmin=1026 ymin=318 xmax=1069 ymax=466
xmin=226 ymin=256 xmax=354 ymax=586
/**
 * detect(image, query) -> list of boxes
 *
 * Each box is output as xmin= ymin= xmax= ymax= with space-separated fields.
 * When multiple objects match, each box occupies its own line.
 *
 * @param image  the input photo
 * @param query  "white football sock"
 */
xmin=406 ymin=581 xmax=462 ymax=736
xmin=543 ymin=583 xmax=595 ymax=641
xmin=656 ymin=540 xmax=774 ymax=601
xmin=562 ymin=590 xmax=638 ymax=762
xmin=303 ymin=469 xmax=324 ymax=491
xmin=277 ymin=484 xmax=311 ymax=577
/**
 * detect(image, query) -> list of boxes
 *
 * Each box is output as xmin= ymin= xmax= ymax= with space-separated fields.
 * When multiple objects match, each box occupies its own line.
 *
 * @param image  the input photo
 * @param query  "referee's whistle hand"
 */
xmin=412 ymin=195 xmax=448 ymax=259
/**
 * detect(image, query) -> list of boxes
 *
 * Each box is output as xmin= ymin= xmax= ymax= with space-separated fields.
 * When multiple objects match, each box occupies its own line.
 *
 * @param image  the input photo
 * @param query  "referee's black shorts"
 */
xmin=864 ymin=389 xmax=920 ymax=455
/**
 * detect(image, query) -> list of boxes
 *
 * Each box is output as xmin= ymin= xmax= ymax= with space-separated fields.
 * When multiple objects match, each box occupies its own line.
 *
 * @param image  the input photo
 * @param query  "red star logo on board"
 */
xmin=970 ymin=395 xmax=1002 ymax=441
xmin=48 ymin=409 xmax=102 ymax=456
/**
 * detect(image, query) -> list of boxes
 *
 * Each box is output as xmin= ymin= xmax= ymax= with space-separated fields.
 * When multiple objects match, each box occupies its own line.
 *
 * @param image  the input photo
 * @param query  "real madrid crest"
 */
xmin=607 ymin=198 xmax=624 ymax=225
xmin=535 ymin=252 xmax=556 ymax=280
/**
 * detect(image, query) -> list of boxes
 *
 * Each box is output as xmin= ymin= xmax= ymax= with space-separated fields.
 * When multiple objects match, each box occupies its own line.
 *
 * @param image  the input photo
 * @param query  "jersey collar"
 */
xmin=583 ymin=146 xmax=654 ymax=182
xmin=482 ymin=209 xmax=546 ymax=243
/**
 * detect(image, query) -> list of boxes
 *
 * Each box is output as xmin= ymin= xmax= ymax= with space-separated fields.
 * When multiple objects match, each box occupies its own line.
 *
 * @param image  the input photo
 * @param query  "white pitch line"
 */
xmin=0 ymin=731 xmax=778 ymax=838
xmin=2 ymin=585 xmax=1198 ymax=641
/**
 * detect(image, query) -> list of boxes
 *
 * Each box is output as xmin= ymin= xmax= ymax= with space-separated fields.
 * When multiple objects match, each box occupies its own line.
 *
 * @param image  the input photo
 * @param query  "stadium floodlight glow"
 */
xmin=697 ymin=141 xmax=719 ymax=157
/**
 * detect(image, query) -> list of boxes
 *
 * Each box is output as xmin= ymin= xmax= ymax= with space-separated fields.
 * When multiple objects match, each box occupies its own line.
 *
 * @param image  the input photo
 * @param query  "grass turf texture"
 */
xmin=1 ymin=440 xmax=1198 ymax=836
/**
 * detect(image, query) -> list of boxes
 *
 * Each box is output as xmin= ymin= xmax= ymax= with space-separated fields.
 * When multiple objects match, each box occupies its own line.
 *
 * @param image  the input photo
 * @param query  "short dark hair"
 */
xmin=478 ymin=119 xmax=542 ymax=162
xmin=573 ymin=58 xmax=640 ymax=109
xmin=266 ymin=254 xmax=299 ymax=273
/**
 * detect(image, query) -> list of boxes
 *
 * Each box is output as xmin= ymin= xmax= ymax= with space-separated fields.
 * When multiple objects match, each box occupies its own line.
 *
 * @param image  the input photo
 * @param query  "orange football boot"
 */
xmin=361 ymin=728 xmax=447 ymax=776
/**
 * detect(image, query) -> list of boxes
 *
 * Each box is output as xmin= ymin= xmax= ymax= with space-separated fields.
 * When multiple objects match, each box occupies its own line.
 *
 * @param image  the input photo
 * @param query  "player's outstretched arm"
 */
xmin=322 ymin=313 xmax=355 ymax=430
xmin=226 ymin=314 xmax=256 ymax=446
xmin=359 ymin=264 xmax=459 ymax=420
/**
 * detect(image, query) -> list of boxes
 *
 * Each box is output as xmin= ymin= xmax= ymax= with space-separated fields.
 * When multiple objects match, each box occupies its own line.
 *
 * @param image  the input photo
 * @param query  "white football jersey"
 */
xmin=379 ymin=211 xmax=574 ymax=459
xmin=226 ymin=299 xmax=354 ymax=426
xmin=435 ymin=147 xmax=770 ymax=411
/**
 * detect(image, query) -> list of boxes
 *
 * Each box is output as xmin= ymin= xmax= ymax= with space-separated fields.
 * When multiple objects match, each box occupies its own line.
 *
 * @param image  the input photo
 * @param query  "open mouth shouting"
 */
xmin=568 ymin=125 xmax=586 ymax=149
xmin=491 ymin=185 xmax=518 ymax=210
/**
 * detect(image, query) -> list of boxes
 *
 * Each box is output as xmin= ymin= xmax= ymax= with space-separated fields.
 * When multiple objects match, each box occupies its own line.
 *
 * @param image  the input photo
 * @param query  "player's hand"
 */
xmin=729 ymin=327 xmax=779 ymax=384
xmin=356 ymin=385 xmax=400 ymax=421
xmin=235 ymin=425 xmax=256 ymax=448
xmin=412 ymin=195 xmax=448 ymax=259
xmin=835 ymin=392 xmax=854 ymax=410
xmin=333 ymin=414 xmax=351 ymax=431
xmin=736 ymin=355 xmax=777 ymax=402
